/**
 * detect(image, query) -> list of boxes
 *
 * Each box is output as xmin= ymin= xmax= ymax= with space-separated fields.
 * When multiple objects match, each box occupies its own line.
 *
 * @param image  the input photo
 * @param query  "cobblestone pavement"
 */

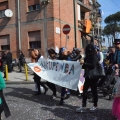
xmin=1 ymin=84 xmax=115 ymax=120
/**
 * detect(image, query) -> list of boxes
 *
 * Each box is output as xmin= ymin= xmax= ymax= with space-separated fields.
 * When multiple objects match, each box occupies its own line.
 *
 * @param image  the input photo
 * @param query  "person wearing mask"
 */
xmin=76 ymin=44 xmax=99 ymax=112
xmin=46 ymin=48 xmax=57 ymax=99
xmin=33 ymin=49 xmax=48 ymax=95
xmin=18 ymin=51 xmax=25 ymax=72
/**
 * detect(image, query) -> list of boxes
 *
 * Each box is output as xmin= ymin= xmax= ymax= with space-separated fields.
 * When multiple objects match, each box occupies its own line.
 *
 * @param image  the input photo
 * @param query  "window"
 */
xmin=28 ymin=0 xmax=40 ymax=12
xmin=28 ymin=31 xmax=41 ymax=49
xmin=1 ymin=45 xmax=10 ymax=50
xmin=0 ymin=1 xmax=8 ymax=18
xmin=28 ymin=4 xmax=40 ymax=12
xmin=81 ymin=12 xmax=85 ymax=20
xmin=0 ymin=10 xmax=5 ymax=18
xmin=0 ymin=35 xmax=10 ymax=50
xmin=29 ymin=41 xmax=41 ymax=49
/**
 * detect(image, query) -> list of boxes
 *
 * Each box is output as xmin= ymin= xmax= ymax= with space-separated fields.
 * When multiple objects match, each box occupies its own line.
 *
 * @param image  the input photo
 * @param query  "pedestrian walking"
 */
xmin=47 ymin=48 xmax=57 ymax=99
xmin=76 ymin=44 xmax=99 ymax=112
xmin=33 ymin=49 xmax=48 ymax=95
xmin=58 ymin=47 xmax=70 ymax=105
xmin=2 ymin=52 xmax=7 ymax=78
xmin=18 ymin=51 xmax=26 ymax=72
xmin=6 ymin=51 xmax=12 ymax=73
xmin=0 ymin=72 xmax=11 ymax=119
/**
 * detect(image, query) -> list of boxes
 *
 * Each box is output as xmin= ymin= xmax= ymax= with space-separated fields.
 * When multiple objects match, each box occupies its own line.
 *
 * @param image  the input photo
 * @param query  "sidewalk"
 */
xmin=3 ymin=67 xmax=35 ymax=84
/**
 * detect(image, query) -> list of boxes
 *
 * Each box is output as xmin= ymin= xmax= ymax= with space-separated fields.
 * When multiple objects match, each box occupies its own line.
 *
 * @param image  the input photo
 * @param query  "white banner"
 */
xmin=28 ymin=58 xmax=81 ymax=90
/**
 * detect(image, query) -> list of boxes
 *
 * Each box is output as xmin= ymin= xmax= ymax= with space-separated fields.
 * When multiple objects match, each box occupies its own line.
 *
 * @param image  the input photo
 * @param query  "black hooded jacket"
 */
xmin=82 ymin=44 xmax=98 ymax=78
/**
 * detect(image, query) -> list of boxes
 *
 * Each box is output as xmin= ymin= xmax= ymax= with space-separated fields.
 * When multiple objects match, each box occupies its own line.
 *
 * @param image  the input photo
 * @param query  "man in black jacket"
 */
xmin=6 ymin=51 xmax=12 ymax=72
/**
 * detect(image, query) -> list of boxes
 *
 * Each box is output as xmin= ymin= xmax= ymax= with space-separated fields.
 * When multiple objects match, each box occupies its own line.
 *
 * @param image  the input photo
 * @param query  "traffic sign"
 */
xmin=63 ymin=24 xmax=71 ymax=35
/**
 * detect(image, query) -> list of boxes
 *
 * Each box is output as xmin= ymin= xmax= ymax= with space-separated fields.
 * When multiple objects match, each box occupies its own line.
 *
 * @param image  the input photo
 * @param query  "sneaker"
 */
xmin=51 ymin=95 xmax=57 ymax=99
xmin=90 ymin=106 xmax=97 ymax=112
xmin=34 ymin=92 xmax=41 ymax=95
xmin=65 ymin=94 xmax=70 ymax=99
xmin=76 ymin=107 xmax=87 ymax=113
xmin=59 ymin=101 xmax=65 ymax=105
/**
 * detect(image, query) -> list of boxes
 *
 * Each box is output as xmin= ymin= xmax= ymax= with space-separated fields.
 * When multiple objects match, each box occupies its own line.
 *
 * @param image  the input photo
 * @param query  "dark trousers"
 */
xmin=19 ymin=61 xmax=24 ymax=72
xmin=8 ymin=63 xmax=12 ymax=72
xmin=0 ymin=104 xmax=3 ymax=120
xmin=61 ymin=87 xmax=66 ymax=98
xmin=82 ymin=78 xmax=98 ymax=107
xmin=34 ymin=74 xmax=47 ymax=93
xmin=46 ymin=82 xmax=56 ymax=96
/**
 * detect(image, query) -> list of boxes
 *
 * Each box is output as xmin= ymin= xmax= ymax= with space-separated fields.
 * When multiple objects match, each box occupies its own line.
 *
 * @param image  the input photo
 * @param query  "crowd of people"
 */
xmin=30 ymin=39 xmax=120 ymax=120
xmin=0 ymin=39 xmax=120 ymax=119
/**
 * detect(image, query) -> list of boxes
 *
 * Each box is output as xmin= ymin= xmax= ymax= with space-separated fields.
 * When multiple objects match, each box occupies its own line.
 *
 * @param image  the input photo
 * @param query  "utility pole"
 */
xmin=73 ymin=0 xmax=77 ymax=48
xmin=40 ymin=0 xmax=49 ymax=58
xmin=17 ymin=0 xmax=21 ymax=50
xmin=43 ymin=3 xmax=47 ymax=58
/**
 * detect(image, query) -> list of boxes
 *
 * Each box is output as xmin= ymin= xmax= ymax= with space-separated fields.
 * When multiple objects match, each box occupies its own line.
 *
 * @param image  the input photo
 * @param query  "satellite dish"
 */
xmin=5 ymin=9 xmax=13 ymax=17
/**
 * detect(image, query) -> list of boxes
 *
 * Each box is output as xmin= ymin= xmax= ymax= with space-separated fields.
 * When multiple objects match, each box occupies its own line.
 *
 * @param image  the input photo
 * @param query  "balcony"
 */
xmin=77 ymin=0 xmax=92 ymax=12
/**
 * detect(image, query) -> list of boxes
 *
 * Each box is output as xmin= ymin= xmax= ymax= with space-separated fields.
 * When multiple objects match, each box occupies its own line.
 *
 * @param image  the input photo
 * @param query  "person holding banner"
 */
xmin=76 ymin=44 xmax=99 ymax=113
xmin=33 ymin=49 xmax=48 ymax=95
xmin=58 ymin=47 xmax=71 ymax=105
xmin=47 ymin=48 xmax=57 ymax=99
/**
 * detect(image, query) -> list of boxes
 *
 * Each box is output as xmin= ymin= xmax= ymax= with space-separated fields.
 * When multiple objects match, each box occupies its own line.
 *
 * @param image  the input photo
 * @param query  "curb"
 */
xmin=5 ymin=81 xmax=34 ymax=84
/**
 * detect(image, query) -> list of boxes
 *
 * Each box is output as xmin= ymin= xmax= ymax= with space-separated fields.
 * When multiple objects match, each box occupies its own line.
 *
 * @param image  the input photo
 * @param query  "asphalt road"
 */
xmin=1 ymin=84 xmax=115 ymax=120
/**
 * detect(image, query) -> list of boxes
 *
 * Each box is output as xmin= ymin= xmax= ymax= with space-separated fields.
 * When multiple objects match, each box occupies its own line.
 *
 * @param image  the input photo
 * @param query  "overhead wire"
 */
xmin=110 ymin=0 xmax=120 ymax=9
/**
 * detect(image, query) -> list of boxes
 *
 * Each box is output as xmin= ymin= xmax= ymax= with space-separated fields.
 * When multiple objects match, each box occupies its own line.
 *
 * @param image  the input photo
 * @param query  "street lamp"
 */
xmin=40 ymin=0 xmax=50 ymax=58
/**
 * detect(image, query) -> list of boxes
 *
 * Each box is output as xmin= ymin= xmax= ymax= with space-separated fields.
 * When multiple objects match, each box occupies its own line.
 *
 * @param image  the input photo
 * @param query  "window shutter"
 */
xmin=28 ymin=31 xmax=40 ymax=42
xmin=0 ymin=1 xmax=8 ymax=11
xmin=0 ymin=35 xmax=10 ymax=45
xmin=28 ymin=0 xmax=39 ymax=6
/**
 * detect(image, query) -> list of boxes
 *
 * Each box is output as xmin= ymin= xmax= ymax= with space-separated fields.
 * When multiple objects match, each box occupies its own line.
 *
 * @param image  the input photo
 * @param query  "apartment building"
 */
xmin=0 ymin=0 xmax=100 ymax=58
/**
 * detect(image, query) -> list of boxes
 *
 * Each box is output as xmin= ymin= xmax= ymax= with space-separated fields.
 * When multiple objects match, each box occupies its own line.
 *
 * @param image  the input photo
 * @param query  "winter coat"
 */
xmin=82 ymin=54 xmax=98 ymax=79
xmin=70 ymin=54 xmax=82 ymax=61
xmin=31 ymin=50 xmax=38 ymax=63
xmin=19 ymin=54 xmax=25 ymax=64
xmin=114 ymin=50 xmax=120 ymax=64
xmin=107 ymin=53 xmax=114 ymax=64
xmin=6 ymin=52 xmax=12 ymax=64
